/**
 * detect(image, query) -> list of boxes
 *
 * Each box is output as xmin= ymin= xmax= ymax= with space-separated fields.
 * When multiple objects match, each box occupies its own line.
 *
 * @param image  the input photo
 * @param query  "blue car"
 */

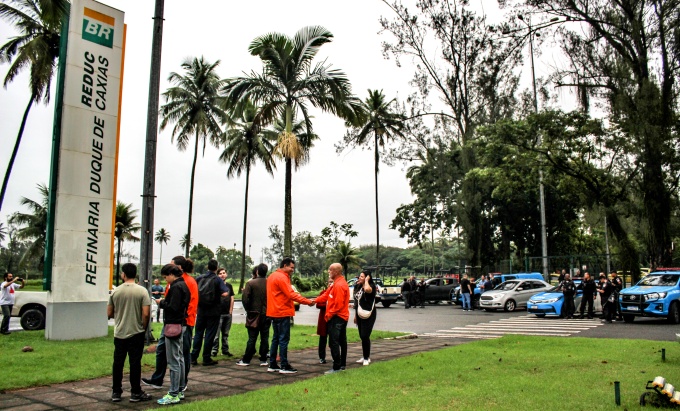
xmin=619 ymin=269 xmax=680 ymax=323
xmin=528 ymin=280 xmax=602 ymax=317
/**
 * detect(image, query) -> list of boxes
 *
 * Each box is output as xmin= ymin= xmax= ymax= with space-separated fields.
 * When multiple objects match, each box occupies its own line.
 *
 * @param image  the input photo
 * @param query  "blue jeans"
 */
xmin=269 ymin=317 xmax=291 ymax=367
xmin=165 ymin=325 xmax=186 ymax=396
xmin=191 ymin=314 xmax=219 ymax=362
xmin=0 ymin=305 xmax=11 ymax=333
xmin=461 ymin=293 xmax=471 ymax=310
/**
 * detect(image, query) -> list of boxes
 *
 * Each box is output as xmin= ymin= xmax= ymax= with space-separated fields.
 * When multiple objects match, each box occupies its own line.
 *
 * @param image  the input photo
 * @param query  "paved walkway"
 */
xmin=0 ymin=336 xmax=462 ymax=410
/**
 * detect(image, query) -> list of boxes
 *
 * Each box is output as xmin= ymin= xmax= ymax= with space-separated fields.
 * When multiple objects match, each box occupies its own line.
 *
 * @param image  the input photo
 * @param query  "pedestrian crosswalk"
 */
xmin=422 ymin=315 xmax=602 ymax=340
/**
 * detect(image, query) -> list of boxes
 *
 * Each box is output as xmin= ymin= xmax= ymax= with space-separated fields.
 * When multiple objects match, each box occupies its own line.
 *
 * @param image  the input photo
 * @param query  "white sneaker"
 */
xmin=355 ymin=358 xmax=365 ymax=363
xmin=362 ymin=359 xmax=369 ymax=366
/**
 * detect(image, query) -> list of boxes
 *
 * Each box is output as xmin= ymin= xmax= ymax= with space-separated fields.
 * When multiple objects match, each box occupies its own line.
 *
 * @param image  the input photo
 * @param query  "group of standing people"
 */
xmin=400 ymin=276 xmax=428 ymax=309
xmin=558 ymin=270 xmax=623 ymax=322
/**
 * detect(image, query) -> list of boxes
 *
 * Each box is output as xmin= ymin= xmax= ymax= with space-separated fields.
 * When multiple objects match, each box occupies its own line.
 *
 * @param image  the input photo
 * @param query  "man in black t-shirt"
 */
xmin=212 ymin=267 xmax=235 ymax=357
xmin=401 ymin=278 xmax=411 ymax=309
xmin=460 ymin=275 xmax=472 ymax=311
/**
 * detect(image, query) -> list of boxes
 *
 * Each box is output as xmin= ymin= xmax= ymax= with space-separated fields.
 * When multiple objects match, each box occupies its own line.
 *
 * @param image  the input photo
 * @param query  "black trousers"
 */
xmin=318 ymin=334 xmax=328 ymax=360
xmin=602 ymin=299 xmax=614 ymax=322
xmin=327 ymin=316 xmax=347 ymax=371
xmin=357 ymin=313 xmax=376 ymax=359
xmin=563 ymin=294 xmax=575 ymax=317
xmin=191 ymin=314 xmax=219 ymax=362
xmin=112 ymin=332 xmax=145 ymax=394
xmin=242 ymin=320 xmax=270 ymax=363
xmin=579 ymin=294 xmax=594 ymax=317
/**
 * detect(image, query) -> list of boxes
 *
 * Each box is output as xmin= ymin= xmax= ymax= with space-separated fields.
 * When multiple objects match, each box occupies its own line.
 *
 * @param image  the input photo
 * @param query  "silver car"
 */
xmin=479 ymin=279 xmax=551 ymax=312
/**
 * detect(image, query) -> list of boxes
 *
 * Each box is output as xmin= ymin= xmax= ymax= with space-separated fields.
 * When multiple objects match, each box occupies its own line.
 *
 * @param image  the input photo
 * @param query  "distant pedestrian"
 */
xmin=315 ymin=277 xmax=333 ymax=364
xmin=417 ymin=278 xmax=427 ymax=308
xmin=482 ymin=276 xmax=493 ymax=294
xmin=156 ymin=264 xmax=190 ymax=405
xmin=460 ymin=275 xmax=472 ymax=311
xmin=560 ymin=274 xmax=576 ymax=319
xmin=490 ymin=273 xmax=501 ymax=287
xmin=558 ymin=269 xmax=566 ymax=283
xmin=108 ymin=263 xmax=152 ymax=403
xmin=191 ymin=259 xmax=230 ymax=366
xmin=401 ymin=278 xmax=411 ymax=309
xmin=597 ymin=274 xmax=615 ymax=323
xmin=577 ymin=272 xmax=596 ymax=319
xmin=237 ymin=264 xmax=270 ymax=367
xmin=317 ymin=263 xmax=350 ymax=374
xmin=151 ymin=279 xmax=164 ymax=322
xmin=610 ymin=271 xmax=623 ymax=321
xmin=1 ymin=272 xmax=24 ymax=335
xmin=266 ymin=258 xmax=315 ymax=374
xmin=408 ymin=276 xmax=417 ymax=307
xmin=211 ymin=267 xmax=234 ymax=357
xmin=478 ymin=275 xmax=487 ymax=293
xmin=353 ymin=270 xmax=376 ymax=366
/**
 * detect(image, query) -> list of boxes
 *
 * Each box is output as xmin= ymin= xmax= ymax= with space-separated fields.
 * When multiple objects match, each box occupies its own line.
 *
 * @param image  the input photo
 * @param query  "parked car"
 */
xmin=346 ymin=277 xmax=399 ymax=308
xmin=418 ymin=277 xmax=459 ymax=304
xmin=619 ymin=268 xmax=680 ymax=323
xmin=479 ymin=279 xmax=551 ymax=311
xmin=453 ymin=273 xmax=544 ymax=306
xmin=11 ymin=291 xmax=47 ymax=330
xmin=527 ymin=279 xmax=602 ymax=317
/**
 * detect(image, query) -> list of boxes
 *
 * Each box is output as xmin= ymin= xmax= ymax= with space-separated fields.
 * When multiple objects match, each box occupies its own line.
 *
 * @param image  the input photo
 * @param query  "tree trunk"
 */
xmin=239 ymin=163 xmax=251 ymax=293
xmin=284 ymin=157 xmax=293 ymax=257
xmin=374 ymin=133 xmax=380 ymax=278
xmin=116 ymin=238 xmax=122 ymax=286
xmin=186 ymin=131 xmax=200 ymax=257
xmin=159 ymin=242 xmax=163 ymax=266
xmin=0 ymin=94 xmax=35 ymax=212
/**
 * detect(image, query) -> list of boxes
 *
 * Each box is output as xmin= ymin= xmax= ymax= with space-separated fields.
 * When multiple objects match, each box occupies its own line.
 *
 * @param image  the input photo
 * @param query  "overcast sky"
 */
xmin=0 ymin=0 xmax=571 ymax=267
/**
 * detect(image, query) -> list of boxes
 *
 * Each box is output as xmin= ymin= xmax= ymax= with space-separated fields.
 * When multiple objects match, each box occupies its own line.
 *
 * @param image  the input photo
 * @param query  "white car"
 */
xmin=479 ymin=279 xmax=551 ymax=311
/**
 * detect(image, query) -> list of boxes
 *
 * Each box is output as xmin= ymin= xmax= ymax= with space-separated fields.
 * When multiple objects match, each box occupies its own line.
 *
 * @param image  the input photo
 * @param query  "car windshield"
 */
xmin=637 ymin=274 xmax=679 ymax=287
xmin=496 ymin=281 xmax=519 ymax=291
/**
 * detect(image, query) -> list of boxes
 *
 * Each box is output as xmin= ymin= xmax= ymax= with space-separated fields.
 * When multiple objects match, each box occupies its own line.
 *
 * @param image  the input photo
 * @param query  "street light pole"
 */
xmin=519 ymin=14 xmax=550 ymax=280
xmin=139 ymin=0 xmax=165 ymax=345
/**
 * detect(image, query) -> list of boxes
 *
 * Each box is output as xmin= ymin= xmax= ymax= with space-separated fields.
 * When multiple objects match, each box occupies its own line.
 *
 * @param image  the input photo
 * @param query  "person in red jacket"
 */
xmin=266 ymin=258 xmax=315 ymax=374
xmin=316 ymin=263 xmax=350 ymax=374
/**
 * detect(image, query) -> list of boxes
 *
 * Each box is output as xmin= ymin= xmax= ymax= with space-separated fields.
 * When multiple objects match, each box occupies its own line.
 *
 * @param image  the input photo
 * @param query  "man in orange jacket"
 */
xmin=266 ymin=257 xmax=315 ymax=374
xmin=316 ymin=263 xmax=350 ymax=374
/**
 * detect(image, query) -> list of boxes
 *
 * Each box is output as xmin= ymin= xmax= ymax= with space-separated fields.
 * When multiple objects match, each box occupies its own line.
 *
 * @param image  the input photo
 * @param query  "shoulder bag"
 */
xmin=164 ymin=323 xmax=182 ymax=339
xmin=245 ymin=311 xmax=261 ymax=328
xmin=357 ymin=290 xmax=375 ymax=320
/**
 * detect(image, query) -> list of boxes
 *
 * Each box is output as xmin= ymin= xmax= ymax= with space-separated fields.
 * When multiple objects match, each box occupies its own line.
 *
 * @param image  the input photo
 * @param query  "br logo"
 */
xmin=82 ymin=7 xmax=114 ymax=48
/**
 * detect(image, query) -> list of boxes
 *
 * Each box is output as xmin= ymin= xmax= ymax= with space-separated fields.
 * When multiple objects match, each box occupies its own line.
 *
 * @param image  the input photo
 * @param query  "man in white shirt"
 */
xmin=1 ymin=272 xmax=25 ymax=335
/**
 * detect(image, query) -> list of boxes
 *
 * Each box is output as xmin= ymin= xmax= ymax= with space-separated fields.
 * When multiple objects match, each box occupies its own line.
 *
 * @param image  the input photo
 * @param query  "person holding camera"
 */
xmin=1 ymin=272 xmax=25 ymax=335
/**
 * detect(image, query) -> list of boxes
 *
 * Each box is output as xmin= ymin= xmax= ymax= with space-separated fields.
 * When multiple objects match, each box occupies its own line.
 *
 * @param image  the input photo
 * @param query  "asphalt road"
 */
xmin=7 ymin=300 xmax=679 ymax=342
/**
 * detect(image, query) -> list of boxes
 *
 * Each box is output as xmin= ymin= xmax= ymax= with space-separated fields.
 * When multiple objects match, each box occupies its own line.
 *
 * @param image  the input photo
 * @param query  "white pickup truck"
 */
xmin=11 ymin=291 xmax=47 ymax=330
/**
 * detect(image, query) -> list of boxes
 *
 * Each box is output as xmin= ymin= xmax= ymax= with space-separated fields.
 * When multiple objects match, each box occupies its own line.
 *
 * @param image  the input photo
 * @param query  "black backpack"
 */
xmin=198 ymin=274 xmax=217 ymax=306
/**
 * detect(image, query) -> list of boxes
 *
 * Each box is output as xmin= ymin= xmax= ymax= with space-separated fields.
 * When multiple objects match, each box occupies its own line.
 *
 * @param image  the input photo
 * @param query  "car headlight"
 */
xmin=646 ymin=292 xmax=667 ymax=301
xmin=537 ymin=298 xmax=559 ymax=304
xmin=492 ymin=294 xmax=502 ymax=299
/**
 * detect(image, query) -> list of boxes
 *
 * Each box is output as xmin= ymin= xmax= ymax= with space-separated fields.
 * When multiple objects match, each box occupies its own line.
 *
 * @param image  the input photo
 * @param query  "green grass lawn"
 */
xmin=170 ymin=335 xmax=680 ymax=411
xmin=0 ymin=322 xmax=402 ymax=391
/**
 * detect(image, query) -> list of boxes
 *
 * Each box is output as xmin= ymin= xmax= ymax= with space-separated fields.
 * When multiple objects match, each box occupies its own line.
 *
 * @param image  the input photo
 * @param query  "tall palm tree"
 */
xmin=219 ymin=99 xmax=276 ymax=292
xmin=223 ymin=26 xmax=361 ymax=257
xmin=179 ymin=234 xmax=191 ymax=253
xmin=160 ymin=56 xmax=228 ymax=257
xmin=9 ymin=183 xmax=48 ymax=270
xmin=154 ymin=228 xmax=171 ymax=266
xmin=327 ymin=241 xmax=365 ymax=278
xmin=0 ymin=0 xmax=68 ymax=212
xmin=344 ymin=90 xmax=405 ymax=277
xmin=114 ymin=202 xmax=140 ymax=286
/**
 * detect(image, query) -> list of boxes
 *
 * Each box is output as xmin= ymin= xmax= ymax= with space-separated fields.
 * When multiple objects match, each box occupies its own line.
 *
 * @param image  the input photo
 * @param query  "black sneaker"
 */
xmin=224 ymin=352 xmax=234 ymax=357
xmin=267 ymin=363 xmax=280 ymax=372
xmin=319 ymin=358 xmax=327 ymax=364
xmin=279 ymin=364 xmax=298 ymax=374
xmin=141 ymin=378 xmax=162 ymax=389
xmin=111 ymin=391 xmax=122 ymax=402
xmin=191 ymin=360 xmax=198 ymax=366
xmin=202 ymin=359 xmax=219 ymax=366
xmin=130 ymin=391 xmax=152 ymax=402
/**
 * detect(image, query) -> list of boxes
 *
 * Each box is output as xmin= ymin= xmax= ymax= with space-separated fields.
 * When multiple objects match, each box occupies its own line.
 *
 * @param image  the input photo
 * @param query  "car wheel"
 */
xmin=535 ymin=314 xmax=546 ymax=318
xmin=667 ymin=302 xmax=680 ymax=324
xmin=623 ymin=314 xmax=635 ymax=323
xmin=381 ymin=301 xmax=392 ymax=308
xmin=504 ymin=300 xmax=516 ymax=312
xmin=20 ymin=308 xmax=45 ymax=330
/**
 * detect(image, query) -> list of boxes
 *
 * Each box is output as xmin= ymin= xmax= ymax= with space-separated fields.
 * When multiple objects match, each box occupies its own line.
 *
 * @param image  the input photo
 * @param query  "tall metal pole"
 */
xmin=139 ymin=0 xmax=165 ymax=344
xmin=604 ymin=215 xmax=611 ymax=274
xmin=522 ymin=15 xmax=549 ymax=280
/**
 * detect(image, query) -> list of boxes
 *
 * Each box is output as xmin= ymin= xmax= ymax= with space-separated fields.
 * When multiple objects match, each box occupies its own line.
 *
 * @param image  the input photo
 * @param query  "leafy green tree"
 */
xmin=341 ymin=90 xmax=405 ymax=276
xmin=215 ymin=246 xmax=252 ymax=279
xmin=8 ymin=183 xmax=48 ymax=270
xmin=219 ymin=99 xmax=276 ymax=292
xmin=327 ymin=241 xmax=365 ymax=277
xmin=114 ymin=202 xmax=140 ymax=285
xmin=262 ymin=225 xmax=325 ymax=277
xmin=160 ymin=56 xmax=228 ymax=257
xmin=320 ymin=221 xmax=358 ymax=250
xmin=0 ymin=222 xmax=6 ymax=246
xmin=189 ymin=243 xmax=214 ymax=274
xmin=224 ymin=26 xmax=361 ymax=257
xmin=0 ymin=0 xmax=68 ymax=211
xmin=154 ymin=228 xmax=171 ymax=265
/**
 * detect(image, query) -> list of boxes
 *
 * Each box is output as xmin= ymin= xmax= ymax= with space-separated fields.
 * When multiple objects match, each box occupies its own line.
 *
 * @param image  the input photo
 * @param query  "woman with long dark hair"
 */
xmin=353 ymin=270 xmax=376 ymax=366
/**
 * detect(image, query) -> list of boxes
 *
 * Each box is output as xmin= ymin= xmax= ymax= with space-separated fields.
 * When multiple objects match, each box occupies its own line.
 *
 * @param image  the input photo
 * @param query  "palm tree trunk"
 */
xmin=239 ymin=164 xmax=251 ymax=293
xmin=159 ymin=242 xmax=163 ymax=266
xmin=284 ymin=157 xmax=293 ymax=257
xmin=186 ymin=131 xmax=200 ymax=257
xmin=374 ymin=133 xmax=380 ymax=278
xmin=0 ymin=94 xmax=35 ymax=212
